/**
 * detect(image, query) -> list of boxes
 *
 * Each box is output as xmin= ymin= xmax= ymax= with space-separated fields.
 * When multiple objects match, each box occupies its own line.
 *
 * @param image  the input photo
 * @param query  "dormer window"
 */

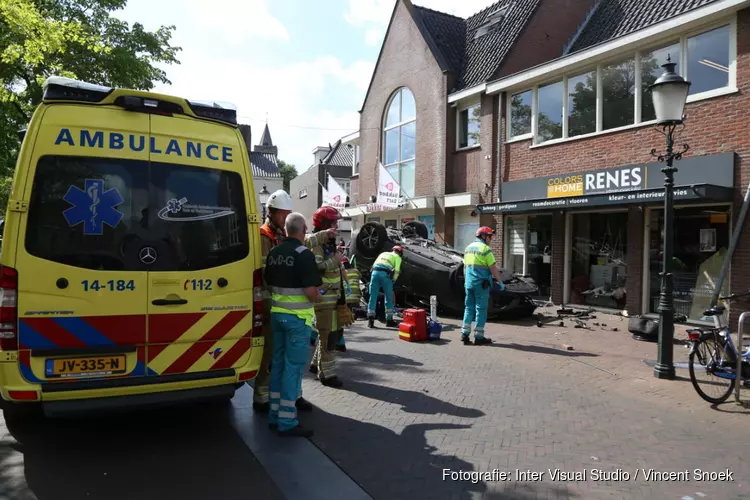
xmin=474 ymin=4 xmax=511 ymax=39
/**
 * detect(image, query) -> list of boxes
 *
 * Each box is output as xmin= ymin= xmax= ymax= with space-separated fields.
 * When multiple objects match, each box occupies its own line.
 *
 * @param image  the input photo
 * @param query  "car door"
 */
xmin=15 ymin=106 xmax=150 ymax=383
xmin=144 ymin=114 xmax=255 ymax=378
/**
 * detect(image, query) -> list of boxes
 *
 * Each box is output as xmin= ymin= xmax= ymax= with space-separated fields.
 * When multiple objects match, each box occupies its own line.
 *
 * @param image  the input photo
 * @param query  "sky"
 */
xmin=113 ymin=0 xmax=495 ymax=172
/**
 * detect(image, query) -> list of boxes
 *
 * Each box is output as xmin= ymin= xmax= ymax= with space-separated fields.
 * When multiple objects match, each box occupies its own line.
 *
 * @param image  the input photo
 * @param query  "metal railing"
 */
xmin=736 ymin=312 xmax=750 ymax=404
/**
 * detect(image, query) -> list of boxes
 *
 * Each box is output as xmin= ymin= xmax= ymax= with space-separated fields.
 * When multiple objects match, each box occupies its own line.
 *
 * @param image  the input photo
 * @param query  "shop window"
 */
xmin=641 ymin=42 xmax=680 ymax=122
xmin=458 ymin=103 xmax=481 ymax=149
xmin=648 ymin=206 xmax=730 ymax=322
xmin=687 ymin=25 xmax=730 ymax=96
xmin=536 ymin=80 xmax=563 ymax=143
xmin=567 ymin=70 xmax=597 ymax=137
xmin=384 ymin=219 xmax=398 ymax=229
xmin=601 ymin=56 xmax=635 ymax=131
xmin=418 ymin=215 xmax=435 ymax=240
xmin=569 ymin=212 xmax=628 ymax=309
xmin=509 ymin=90 xmax=532 ymax=138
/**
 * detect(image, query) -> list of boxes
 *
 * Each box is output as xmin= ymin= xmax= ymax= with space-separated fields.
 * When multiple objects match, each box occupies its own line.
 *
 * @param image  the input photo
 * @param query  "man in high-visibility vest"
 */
xmin=305 ymin=206 xmax=352 ymax=388
xmin=462 ymin=226 xmax=503 ymax=346
xmin=265 ymin=212 xmax=323 ymax=437
xmin=367 ymin=246 xmax=403 ymax=329
xmin=254 ymin=190 xmax=332 ymax=413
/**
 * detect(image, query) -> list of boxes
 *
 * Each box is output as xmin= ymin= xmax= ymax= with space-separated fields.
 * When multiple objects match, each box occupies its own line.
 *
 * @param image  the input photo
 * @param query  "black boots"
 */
xmin=385 ymin=319 xmax=399 ymax=328
xmin=321 ymin=376 xmax=343 ymax=388
xmin=474 ymin=337 xmax=493 ymax=346
xmin=296 ymin=397 xmax=313 ymax=412
xmin=253 ymin=401 xmax=269 ymax=413
xmin=367 ymin=317 xmax=375 ymax=328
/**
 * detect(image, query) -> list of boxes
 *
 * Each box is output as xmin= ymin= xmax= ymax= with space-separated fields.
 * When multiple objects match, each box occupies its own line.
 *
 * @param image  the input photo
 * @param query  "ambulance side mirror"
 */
xmin=17 ymin=129 xmax=26 ymax=141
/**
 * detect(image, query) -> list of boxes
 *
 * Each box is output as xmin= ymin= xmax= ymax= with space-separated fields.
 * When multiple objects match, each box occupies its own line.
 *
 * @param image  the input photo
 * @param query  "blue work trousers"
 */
xmin=367 ymin=270 xmax=394 ymax=320
xmin=461 ymin=285 xmax=490 ymax=339
xmin=269 ymin=313 xmax=311 ymax=431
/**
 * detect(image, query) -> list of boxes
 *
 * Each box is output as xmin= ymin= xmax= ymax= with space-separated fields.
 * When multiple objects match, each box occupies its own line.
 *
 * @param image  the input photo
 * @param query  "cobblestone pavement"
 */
xmin=299 ymin=310 xmax=750 ymax=500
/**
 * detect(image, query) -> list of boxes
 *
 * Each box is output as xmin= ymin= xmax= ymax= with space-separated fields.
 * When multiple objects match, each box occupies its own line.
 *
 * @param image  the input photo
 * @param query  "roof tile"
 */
xmin=413 ymin=0 xmax=541 ymax=91
xmin=568 ymin=0 xmax=720 ymax=53
xmin=250 ymin=152 xmax=281 ymax=178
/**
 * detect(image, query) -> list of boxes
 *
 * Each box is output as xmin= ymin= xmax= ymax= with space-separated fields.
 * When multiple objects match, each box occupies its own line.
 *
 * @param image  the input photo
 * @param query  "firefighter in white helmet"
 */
xmin=253 ymin=189 xmax=303 ymax=412
xmin=253 ymin=189 xmax=335 ymax=412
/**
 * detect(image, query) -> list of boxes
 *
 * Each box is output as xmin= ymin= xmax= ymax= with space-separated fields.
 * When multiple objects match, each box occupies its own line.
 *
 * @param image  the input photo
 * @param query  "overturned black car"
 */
xmin=348 ymin=221 xmax=539 ymax=320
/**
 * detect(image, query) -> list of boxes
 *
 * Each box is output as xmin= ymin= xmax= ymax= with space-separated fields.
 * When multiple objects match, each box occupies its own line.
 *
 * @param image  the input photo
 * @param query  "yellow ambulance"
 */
xmin=0 ymin=76 xmax=264 ymax=417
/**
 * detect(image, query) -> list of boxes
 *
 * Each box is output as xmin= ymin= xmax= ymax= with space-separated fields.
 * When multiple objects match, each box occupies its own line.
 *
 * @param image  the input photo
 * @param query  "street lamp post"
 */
xmin=259 ymin=185 xmax=270 ymax=221
xmin=648 ymin=56 xmax=691 ymax=380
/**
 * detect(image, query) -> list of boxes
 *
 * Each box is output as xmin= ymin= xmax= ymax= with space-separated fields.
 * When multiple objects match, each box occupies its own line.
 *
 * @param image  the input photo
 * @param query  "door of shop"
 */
xmin=504 ymin=215 xmax=552 ymax=298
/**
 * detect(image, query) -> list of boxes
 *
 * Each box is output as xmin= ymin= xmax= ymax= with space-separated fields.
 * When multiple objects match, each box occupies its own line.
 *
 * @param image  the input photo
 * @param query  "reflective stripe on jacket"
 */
xmin=463 ymin=239 xmax=496 ymax=288
xmin=304 ymin=231 xmax=343 ymax=310
xmin=345 ymin=268 xmax=361 ymax=304
xmin=372 ymin=251 xmax=402 ymax=281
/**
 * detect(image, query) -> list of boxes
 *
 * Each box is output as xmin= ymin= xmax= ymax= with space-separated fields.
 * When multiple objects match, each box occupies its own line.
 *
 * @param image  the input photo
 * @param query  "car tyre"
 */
xmin=356 ymin=222 xmax=387 ymax=259
xmin=403 ymin=221 xmax=428 ymax=239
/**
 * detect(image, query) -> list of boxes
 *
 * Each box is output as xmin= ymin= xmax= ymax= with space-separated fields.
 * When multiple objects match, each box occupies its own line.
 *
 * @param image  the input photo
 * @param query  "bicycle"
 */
xmin=687 ymin=290 xmax=750 ymax=404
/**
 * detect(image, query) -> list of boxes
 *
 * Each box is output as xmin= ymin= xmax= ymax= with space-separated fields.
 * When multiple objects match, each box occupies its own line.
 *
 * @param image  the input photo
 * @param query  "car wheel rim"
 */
xmin=362 ymin=226 xmax=379 ymax=249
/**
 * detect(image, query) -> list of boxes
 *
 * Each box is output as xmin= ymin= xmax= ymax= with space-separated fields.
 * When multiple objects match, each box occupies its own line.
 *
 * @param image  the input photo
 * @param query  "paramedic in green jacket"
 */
xmin=367 ymin=246 xmax=403 ymax=328
xmin=462 ymin=226 xmax=503 ymax=346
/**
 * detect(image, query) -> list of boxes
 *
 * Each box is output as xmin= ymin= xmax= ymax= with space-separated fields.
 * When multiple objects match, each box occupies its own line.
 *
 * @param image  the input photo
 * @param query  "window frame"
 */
xmin=507 ymin=89 xmax=534 ymax=141
xmin=353 ymin=144 xmax=360 ymax=176
xmin=456 ymin=101 xmax=482 ymax=150
xmin=505 ymin=16 xmax=737 ymax=146
xmin=382 ymin=87 xmax=417 ymax=198
xmin=299 ymin=188 xmax=307 ymax=199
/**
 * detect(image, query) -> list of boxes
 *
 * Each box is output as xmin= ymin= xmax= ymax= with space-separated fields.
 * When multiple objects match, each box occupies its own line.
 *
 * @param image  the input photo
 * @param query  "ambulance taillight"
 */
xmin=0 ymin=266 xmax=18 ymax=351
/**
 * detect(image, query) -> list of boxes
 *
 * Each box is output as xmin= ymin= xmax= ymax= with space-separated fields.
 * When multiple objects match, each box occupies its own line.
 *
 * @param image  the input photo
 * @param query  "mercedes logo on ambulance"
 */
xmin=139 ymin=247 xmax=158 ymax=265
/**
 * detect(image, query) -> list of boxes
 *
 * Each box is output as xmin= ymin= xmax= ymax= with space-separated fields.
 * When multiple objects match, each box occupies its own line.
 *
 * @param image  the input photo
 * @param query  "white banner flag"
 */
xmin=321 ymin=186 xmax=331 ymax=207
xmin=377 ymin=162 xmax=400 ymax=208
xmin=326 ymin=174 xmax=347 ymax=210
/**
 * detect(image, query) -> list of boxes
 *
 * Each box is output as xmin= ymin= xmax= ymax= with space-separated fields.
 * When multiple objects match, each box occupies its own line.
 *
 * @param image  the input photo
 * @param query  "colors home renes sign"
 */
xmin=546 ymin=166 xmax=644 ymax=198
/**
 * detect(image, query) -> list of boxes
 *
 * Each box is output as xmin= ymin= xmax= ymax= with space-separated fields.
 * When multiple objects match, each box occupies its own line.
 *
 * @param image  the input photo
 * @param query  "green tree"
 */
xmin=278 ymin=159 xmax=297 ymax=192
xmin=0 ymin=0 xmax=180 ymax=208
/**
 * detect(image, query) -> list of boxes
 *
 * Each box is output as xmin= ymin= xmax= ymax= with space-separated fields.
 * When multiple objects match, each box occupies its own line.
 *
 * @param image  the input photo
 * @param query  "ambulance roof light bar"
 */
xmin=43 ymin=76 xmax=114 ymax=102
xmin=42 ymin=76 xmax=239 ymax=126
xmin=186 ymin=99 xmax=238 ymax=126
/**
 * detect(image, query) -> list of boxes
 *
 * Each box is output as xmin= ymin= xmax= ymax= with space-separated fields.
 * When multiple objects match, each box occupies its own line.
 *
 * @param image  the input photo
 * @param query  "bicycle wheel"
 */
xmin=689 ymin=336 xmax=735 ymax=404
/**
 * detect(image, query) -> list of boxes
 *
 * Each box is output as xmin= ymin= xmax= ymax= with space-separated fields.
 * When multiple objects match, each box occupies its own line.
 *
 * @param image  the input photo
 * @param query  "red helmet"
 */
xmin=392 ymin=245 xmax=404 ymax=255
xmin=312 ymin=206 xmax=341 ymax=229
xmin=476 ymin=226 xmax=495 ymax=237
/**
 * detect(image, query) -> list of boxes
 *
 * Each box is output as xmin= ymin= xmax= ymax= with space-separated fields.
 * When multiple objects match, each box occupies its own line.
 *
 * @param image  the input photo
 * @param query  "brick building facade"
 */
xmin=346 ymin=0 xmax=592 ymax=250
xmin=478 ymin=0 xmax=750 ymax=325
xmin=348 ymin=0 xmax=749 ymax=324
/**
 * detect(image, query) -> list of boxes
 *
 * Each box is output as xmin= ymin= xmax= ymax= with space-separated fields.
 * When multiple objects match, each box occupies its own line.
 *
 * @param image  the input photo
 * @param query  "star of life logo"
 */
xmin=62 ymin=179 xmax=124 ymax=235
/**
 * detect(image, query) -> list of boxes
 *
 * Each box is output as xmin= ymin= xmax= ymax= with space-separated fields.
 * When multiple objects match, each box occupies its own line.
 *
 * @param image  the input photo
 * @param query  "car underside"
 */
xmin=348 ymin=221 xmax=539 ymax=321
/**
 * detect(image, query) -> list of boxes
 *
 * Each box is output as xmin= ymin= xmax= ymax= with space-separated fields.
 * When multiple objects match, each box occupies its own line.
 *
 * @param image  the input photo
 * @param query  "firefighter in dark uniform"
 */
xmin=265 ymin=212 xmax=323 ymax=437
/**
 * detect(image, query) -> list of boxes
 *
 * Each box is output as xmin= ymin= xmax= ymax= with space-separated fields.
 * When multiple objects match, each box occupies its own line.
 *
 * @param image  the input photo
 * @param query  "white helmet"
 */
xmin=266 ymin=189 xmax=293 ymax=210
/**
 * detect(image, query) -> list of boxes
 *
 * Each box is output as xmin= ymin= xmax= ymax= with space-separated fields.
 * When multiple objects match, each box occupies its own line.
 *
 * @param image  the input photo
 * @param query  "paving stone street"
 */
xmin=299 ymin=309 xmax=750 ymax=500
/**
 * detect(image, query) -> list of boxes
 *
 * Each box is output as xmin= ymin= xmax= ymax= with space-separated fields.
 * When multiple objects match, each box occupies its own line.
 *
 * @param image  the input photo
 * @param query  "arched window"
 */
xmin=382 ymin=88 xmax=416 ymax=198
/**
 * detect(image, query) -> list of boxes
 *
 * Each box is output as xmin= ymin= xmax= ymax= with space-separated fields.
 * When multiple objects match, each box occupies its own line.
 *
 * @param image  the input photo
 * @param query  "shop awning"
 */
xmin=476 ymin=184 xmax=735 ymax=214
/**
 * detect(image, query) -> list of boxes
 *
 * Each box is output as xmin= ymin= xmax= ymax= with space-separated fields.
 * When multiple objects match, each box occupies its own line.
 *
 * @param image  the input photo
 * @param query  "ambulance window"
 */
xmin=149 ymin=161 xmax=249 ymax=271
xmin=25 ymin=156 xmax=149 ymax=270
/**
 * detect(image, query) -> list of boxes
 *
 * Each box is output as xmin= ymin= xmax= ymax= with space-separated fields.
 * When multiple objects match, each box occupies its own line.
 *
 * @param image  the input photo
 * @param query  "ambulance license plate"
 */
xmin=45 ymin=355 xmax=127 ymax=378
